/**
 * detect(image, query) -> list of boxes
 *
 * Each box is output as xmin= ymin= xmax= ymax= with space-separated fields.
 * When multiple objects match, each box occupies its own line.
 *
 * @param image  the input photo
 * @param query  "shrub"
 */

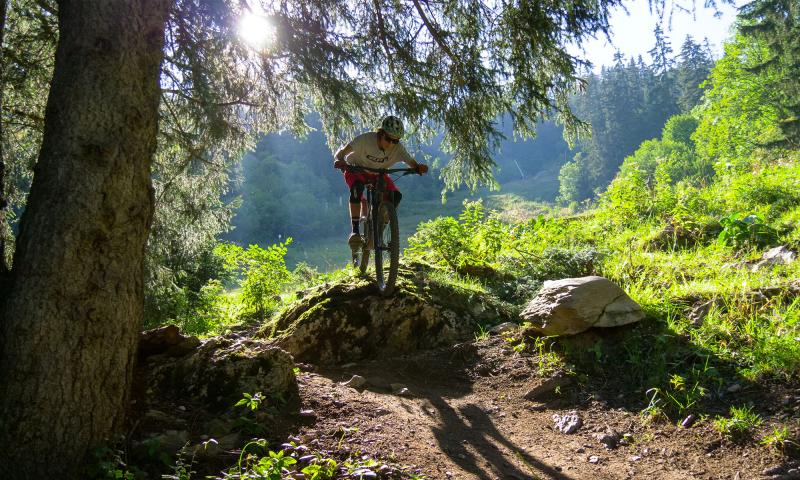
xmin=215 ymin=239 xmax=293 ymax=319
xmin=406 ymin=199 xmax=509 ymax=274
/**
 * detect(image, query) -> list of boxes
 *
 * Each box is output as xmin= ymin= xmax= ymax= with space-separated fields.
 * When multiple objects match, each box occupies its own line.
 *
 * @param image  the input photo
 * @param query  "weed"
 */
xmin=760 ymin=426 xmax=797 ymax=452
xmin=713 ymin=405 xmax=763 ymax=441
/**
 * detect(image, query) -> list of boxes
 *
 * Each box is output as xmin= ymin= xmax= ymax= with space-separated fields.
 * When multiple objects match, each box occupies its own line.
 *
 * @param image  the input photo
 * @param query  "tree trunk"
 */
xmin=0 ymin=0 xmax=169 ymax=477
xmin=0 ymin=0 xmax=9 ymax=275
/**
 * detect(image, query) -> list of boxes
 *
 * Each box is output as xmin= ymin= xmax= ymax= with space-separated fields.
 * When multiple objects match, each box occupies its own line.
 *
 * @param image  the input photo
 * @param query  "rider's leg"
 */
xmin=349 ymin=182 xmax=365 ymax=233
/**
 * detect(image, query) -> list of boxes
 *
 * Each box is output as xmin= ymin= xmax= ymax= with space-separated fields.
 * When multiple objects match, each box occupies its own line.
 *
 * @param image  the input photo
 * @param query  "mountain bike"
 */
xmin=346 ymin=165 xmax=418 ymax=296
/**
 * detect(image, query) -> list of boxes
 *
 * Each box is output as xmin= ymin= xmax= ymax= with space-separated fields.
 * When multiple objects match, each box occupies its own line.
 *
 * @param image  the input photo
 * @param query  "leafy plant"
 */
xmin=713 ymin=405 xmax=763 ymax=440
xmin=717 ymin=214 xmax=778 ymax=248
xmin=643 ymin=357 xmax=721 ymax=419
xmin=215 ymin=240 xmax=293 ymax=319
xmin=236 ymin=392 xmax=264 ymax=411
xmin=760 ymin=426 xmax=796 ymax=451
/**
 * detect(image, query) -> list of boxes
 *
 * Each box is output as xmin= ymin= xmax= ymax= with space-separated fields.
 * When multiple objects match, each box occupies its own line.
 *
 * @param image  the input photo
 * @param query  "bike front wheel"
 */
xmin=373 ymin=201 xmax=399 ymax=295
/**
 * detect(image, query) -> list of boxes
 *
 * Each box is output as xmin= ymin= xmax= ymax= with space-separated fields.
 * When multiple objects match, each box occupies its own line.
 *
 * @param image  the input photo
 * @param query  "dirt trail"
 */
xmin=295 ymin=336 xmax=793 ymax=480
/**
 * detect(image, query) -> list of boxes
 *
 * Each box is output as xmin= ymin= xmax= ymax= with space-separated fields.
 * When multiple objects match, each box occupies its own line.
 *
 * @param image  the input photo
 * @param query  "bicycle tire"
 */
xmin=359 ymin=212 xmax=370 ymax=275
xmin=373 ymin=201 xmax=399 ymax=295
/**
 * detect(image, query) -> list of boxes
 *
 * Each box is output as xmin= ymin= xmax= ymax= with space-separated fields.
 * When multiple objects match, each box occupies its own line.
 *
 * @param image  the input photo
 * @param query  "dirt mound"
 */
xmin=265 ymin=265 xmax=515 ymax=364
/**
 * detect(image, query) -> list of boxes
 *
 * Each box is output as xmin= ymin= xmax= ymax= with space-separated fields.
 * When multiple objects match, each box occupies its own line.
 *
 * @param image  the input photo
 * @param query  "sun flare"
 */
xmin=238 ymin=12 xmax=275 ymax=49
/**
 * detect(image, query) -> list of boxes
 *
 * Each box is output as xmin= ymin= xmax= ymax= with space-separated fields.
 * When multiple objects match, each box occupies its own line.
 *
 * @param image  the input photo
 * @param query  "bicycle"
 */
xmin=346 ymin=165 xmax=419 ymax=295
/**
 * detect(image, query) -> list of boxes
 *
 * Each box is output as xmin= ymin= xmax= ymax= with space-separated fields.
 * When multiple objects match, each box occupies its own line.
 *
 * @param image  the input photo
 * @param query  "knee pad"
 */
xmin=349 ymin=182 xmax=365 ymax=204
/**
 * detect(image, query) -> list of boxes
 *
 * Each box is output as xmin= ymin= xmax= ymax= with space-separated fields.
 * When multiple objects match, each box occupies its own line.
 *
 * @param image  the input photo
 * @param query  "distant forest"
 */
xmin=226 ymin=33 xmax=715 ymax=246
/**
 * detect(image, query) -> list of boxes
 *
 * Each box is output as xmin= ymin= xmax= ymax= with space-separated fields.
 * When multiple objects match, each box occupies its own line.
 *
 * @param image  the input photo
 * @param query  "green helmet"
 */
xmin=380 ymin=115 xmax=404 ymax=139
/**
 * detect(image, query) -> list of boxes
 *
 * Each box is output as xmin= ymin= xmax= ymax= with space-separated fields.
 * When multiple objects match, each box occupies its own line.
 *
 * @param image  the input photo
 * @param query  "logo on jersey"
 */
xmin=366 ymin=154 xmax=388 ymax=163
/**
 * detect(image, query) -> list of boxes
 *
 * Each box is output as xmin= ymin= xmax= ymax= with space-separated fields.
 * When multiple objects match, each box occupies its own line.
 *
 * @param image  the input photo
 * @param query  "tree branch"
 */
xmin=410 ymin=0 xmax=457 ymax=64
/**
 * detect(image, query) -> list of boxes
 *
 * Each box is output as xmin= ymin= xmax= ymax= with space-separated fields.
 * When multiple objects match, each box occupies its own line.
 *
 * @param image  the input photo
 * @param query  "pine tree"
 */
xmin=739 ymin=0 xmax=800 ymax=146
xmin=676 ymin=35 xmax=715 ymax=111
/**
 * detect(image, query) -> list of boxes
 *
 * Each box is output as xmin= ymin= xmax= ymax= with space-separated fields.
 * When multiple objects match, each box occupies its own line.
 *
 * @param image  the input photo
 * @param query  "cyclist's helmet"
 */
xmin=380 ymin=115 xmax=404 ymax=140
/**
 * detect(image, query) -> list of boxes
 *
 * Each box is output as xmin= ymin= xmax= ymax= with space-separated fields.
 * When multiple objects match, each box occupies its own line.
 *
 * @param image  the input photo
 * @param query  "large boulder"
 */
xmin=520 ymin=276 xmax=644 ymax=336
xmin=139 ymin=334 xmax=297 ymax=412
xmin=266 ymin=274 xmax=512 ymax=364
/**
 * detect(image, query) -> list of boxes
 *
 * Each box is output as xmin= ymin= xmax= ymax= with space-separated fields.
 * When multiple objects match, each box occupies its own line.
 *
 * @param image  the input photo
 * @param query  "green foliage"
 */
xmin=557 ymin=152 xmax=593 ymax=205
xmin=598 ymin=137 xmax=709 ymax=224
xmin=760 ymin=426 xmax=796 ymax=451
xmin=662 ymin=114 xmax=698 ymax=146
xmin=215 ymin=240 xmax=293 ymax=319
xmin=717 ymin=214 xmax=778 ymax=249
xmin=235 ymin=392 xmax=265 ymax=411
xmin=406 ymin=200 xmax=508 ymax=273
xmin=713 ymin=405 xmax=763 ymax=441
xmin=739 ymin=0 xmax=800 ymax=147
xmin=220 ymin=438 xmax=425 ymax=480
xmin=144 ymin=243 xmax=238 ymax=335
xmin=693 ymin=34 xmax=784 ymax=168
xmin=643 ymin=357 xmax=721 ymax=419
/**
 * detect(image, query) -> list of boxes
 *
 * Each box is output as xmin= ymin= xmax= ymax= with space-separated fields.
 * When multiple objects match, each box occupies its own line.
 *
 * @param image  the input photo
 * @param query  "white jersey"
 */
xmin=344 ymin=132 xmax=414 ymax=169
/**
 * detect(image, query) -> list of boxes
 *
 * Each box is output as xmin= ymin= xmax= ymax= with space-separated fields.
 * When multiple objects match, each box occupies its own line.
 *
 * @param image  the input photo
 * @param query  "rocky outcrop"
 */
xmin=140 ymin=334 xmax=297 ymax=412
xmin=266 ymin=274 xmax=512 ymax=364
xmin=520 ymin=276 xmax=644 ymax=336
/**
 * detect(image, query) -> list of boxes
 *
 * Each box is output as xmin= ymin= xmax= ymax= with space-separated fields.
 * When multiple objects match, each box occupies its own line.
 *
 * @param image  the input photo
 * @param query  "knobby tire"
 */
xmin=373 ymin=201 xmax=399 ymax=295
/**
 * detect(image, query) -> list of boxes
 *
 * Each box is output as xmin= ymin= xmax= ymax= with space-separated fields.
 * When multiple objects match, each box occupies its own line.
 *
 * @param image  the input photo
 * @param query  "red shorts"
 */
xmin=344 ymin=171 xmax=399 ymax=194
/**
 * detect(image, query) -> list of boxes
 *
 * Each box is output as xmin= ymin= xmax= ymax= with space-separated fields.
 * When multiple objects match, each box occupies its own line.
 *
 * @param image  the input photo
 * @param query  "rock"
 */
xmin=594 ymin=431 xmax=620 ymax=449
xmin=751 ymin=246 xmax=796 ymax=271
xmin=139 ymin=325 xmax=199 ymax=358
xmin=552 ymin=411 xmax=582 ymax=434
xmin=726 ymin=383 xmax=742 ymax=393
xmin=143 ymin=336 xmax=297 ymax=412
xmin=489 ymin=322 xmax=519 ymax=335
xmin=588 ymin=455 xmax=600 ymax=464
xmin=520 ymin=276 xmax=644 ymax=336
xmin=390 ymin=383 xmax=409 ymax=394
xmin=687 ymin=300 xmax=720 ymax=326
xmin=342 ymin=375 xmax=367 ymax=388
xmin=268 ymin=276 xmax=511 ymax=364
xmin=145 ymin=430 xmax=189 ymax=453
xmin=524 ymin=374 xmax=573 ymax=401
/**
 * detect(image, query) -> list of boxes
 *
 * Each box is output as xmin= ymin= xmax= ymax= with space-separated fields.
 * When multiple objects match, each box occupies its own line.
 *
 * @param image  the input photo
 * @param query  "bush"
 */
xmin=662 ymin=114 xmax=699 ymax=146
xmin=215 ymin=239 xmax=293 ymax=319
xmin=406 ymin=199 xmax=509 ymax=274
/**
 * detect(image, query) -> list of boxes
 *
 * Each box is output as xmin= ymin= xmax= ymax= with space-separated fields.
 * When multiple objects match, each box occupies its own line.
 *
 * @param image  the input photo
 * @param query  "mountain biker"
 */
xmin=333 ymin=115 xmax=428 ymax=251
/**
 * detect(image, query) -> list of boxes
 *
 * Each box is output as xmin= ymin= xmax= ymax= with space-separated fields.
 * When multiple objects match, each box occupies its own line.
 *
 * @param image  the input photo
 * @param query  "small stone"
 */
xmin=588 ymin=455 xmax=600 ymax=464
xmin=178 ymin=405 xmax=186 ymax=411
xmin=726 ymin=383 xmax=742 ymax=393
xmin=342 ymin=375 xmax=366 ymax=388
xmin=299 ymin=409 xmax=316 ymax=418
xmin=629 ymin=456 xmax=641 ymax=462
xmin=552 ymin=411 xmax=582 ymax=434
xmin=594 ymin=431 xmax=620 ymax=449
xmin=524 ymin=374 xmax=573 ymax=401
xmin=489 ymin=322 xmax=519 ymax=335
xmin=390 ymin=383 xmax=408 ymax=394
xmin=764 ymin=465 xmax=787 ymax=476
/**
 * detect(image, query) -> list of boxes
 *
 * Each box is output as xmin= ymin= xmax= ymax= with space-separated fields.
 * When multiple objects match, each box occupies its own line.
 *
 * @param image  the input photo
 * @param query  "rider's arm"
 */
xmin=398 ymin=145 xmax=427 ymax=174
xmin=333 ymin=144 xmax=353 ymax=170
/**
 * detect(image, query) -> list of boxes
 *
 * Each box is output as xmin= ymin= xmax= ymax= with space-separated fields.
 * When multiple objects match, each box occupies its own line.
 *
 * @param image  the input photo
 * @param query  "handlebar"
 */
xmin=345 ymin=165 xmax=419 ymax=175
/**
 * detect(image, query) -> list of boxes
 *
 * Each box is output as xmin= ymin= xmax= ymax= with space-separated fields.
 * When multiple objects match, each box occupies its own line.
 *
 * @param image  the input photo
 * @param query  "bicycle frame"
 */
xmin=346 ymin=165 xmax=417 ymax=294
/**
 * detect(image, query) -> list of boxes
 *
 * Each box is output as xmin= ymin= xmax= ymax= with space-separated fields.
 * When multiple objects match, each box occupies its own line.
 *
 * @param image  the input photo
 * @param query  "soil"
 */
xmin=130 ymin=332 xmax=800 ymax=480
xmin=290 ymin=335 xmax=799 ymax=480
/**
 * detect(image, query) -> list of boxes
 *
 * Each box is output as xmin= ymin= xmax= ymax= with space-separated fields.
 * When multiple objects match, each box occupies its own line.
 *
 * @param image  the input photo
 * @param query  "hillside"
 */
xmin=127 ymin=257 xmax=799 ymax=479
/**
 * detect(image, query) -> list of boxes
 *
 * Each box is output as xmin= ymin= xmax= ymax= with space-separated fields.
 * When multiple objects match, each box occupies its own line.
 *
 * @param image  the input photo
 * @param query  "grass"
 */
xmin=713 ymin=405 xmax=763 ymax=440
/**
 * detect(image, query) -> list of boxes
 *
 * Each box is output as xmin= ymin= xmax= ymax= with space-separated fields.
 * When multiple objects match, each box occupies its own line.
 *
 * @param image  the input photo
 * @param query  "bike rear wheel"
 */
xmin=373 ymin=201 xmax=399 ymax=295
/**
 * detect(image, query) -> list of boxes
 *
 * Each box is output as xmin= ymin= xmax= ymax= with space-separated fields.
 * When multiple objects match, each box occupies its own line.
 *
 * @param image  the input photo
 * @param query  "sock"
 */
xmin=351 ymin=217 xmax=360 ymax=234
